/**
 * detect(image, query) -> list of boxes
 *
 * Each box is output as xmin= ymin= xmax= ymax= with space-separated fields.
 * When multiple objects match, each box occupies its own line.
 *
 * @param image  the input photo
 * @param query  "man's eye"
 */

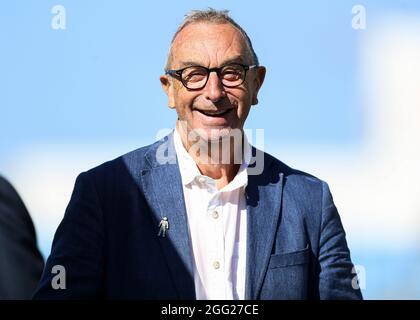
xmin=223 ymin=70 xmax=242 ymax=80
xmin=183 ymin=70 xmax=207 ymax=82
xmin=185 ymin=73 xmax=206 ymax=82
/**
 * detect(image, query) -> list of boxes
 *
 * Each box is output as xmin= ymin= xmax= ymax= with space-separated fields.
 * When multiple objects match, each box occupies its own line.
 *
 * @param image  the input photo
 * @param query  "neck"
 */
xmin=176 ymin=121 xmax=245 ymax=189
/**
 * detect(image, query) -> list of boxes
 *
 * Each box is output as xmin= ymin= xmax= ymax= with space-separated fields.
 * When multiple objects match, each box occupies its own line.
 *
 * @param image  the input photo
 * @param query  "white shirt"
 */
xmin=173 ymin=128 xmax=251 ymax=300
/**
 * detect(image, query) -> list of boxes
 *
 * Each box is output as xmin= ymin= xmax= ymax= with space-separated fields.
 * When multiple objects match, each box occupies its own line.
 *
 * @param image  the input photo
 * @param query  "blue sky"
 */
xmin=0 ymin=1 xmax=364 ymax=152
xmin=1 ymin=1 xmax=419 ymax=154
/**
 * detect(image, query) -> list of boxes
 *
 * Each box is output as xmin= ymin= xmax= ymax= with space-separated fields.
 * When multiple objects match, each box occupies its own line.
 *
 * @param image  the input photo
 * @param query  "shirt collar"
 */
xmin=173 ymin=127 xmax=252 ymax=192
xmin=173 ymin=127 xmax=203 ymax=186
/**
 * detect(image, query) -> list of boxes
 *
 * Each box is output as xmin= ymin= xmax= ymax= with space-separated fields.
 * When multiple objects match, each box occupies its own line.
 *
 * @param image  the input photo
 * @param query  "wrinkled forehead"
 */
xmin=170 ymin=22 xmax=251 ymax=68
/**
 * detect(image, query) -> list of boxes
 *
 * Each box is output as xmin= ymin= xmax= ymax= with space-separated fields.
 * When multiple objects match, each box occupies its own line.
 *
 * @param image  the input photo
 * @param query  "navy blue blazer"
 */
xmin=33 ymin=132 xmax=362 ymax=300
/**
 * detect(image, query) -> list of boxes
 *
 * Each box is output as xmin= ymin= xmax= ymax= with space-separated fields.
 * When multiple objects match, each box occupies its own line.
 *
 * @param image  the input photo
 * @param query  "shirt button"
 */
xmin=213 ymin=261 xmax=220 ymax=269
xmin=212 ymin=211 xmax=219 ymax=219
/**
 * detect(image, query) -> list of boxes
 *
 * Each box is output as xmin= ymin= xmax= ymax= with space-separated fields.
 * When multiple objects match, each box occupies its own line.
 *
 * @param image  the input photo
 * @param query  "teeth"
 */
xmin=200 ymin=109 xmax=229 ymax=116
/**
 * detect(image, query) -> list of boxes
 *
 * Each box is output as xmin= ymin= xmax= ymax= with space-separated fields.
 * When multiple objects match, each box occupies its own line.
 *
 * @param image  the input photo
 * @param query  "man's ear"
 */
xmin=251 ymin=66 xmax=266 ymax=105
xmin=160 ymin=75 xmax=176 ymax=109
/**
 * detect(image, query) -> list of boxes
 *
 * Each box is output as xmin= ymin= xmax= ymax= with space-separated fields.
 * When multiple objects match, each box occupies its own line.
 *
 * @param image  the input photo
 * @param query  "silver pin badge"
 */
xmin=157 ymin=217 xmax=169 ymax=237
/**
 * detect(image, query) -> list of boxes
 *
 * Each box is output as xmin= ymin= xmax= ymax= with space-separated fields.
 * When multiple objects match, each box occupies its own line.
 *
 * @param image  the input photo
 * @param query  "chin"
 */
xmin=193 ymin=127 xmax=238 ymax=143
xmin=206 ymin=128 xmax=232 ymax=142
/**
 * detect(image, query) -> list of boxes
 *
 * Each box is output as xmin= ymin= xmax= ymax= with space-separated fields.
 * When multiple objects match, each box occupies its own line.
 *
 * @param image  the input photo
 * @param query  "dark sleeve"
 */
xmin=32 ymin=172 xmax=105 ymax=299
xmin=0 ymin=176 xmax=44 ymax=299
xmin=317 ymin=181 xmax=363 ymax=300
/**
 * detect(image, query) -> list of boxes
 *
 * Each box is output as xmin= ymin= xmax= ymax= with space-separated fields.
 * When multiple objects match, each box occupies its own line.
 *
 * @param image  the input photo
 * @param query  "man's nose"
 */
xmin=204 ymin=71 xmax=226 ymax=102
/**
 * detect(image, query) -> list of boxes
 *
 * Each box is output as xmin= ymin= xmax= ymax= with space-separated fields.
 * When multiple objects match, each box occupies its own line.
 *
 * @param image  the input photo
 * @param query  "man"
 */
xmin=0 ymin=175 xmax=44 ymax=299
xmin=33 ymin=9 xmax=362 ymax=300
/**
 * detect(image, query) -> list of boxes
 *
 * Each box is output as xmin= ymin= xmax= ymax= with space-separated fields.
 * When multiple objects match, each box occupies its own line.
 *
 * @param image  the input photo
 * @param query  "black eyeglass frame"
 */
xmin=165 ymin=63 xmax=259 ymax=90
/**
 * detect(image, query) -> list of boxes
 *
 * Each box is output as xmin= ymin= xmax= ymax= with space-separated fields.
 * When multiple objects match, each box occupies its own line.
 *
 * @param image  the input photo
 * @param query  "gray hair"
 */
xmin=165 ymin=8 xmax=259 ymax=70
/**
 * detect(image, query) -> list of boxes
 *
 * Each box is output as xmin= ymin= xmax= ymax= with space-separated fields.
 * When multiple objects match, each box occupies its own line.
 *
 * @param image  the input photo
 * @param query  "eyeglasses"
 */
xmin=165 ymin=63 xmax=258 ymax=90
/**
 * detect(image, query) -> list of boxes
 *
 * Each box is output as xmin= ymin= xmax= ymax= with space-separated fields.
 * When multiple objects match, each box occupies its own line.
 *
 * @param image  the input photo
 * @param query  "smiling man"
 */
xmin=33 ymin=9 xmax=362 ymax=300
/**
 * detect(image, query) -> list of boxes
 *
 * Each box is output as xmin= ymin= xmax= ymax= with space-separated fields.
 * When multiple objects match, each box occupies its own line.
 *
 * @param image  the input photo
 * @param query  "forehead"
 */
xmin=170 ymin=22 xmax=249 ymax=67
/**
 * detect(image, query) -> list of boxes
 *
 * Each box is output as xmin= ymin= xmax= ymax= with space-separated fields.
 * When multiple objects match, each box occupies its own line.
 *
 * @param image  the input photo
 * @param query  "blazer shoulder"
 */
xmin=263 ymin=151 xmax=333 ymax=233
xmin=263 ymin=150 xmax=328 ymax=199
xmin=82 ymin=135 xmax=169 ymax=179
xmin=69 ymin=135 xmax=172 ymax=201
xmin=0 ymin=175 xmax=18 ymax=198
xmin=264 ymin=150 xmax=324 ymax=182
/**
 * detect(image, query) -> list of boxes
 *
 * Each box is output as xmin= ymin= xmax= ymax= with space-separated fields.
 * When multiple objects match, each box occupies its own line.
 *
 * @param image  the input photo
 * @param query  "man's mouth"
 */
xmin=196 ymin=109 xmax=232 ymax=117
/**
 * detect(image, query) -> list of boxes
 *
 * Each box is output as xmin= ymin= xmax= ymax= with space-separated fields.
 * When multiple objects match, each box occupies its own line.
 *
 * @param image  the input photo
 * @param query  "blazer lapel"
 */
xmin=245 ymin=151 xmax=284 ymax=299
xmin=140 ymin=133 xmax=196 ymax=299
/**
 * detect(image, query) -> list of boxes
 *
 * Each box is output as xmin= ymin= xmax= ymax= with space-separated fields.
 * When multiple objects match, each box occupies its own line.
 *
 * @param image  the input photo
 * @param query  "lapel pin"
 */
xmin=158 ymin=217 xmax=169 ymax=237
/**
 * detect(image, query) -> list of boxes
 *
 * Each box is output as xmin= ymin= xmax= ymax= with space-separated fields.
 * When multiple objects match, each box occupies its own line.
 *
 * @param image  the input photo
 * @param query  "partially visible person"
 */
xmin=0 ymin=175 xmax=44 ymax=299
